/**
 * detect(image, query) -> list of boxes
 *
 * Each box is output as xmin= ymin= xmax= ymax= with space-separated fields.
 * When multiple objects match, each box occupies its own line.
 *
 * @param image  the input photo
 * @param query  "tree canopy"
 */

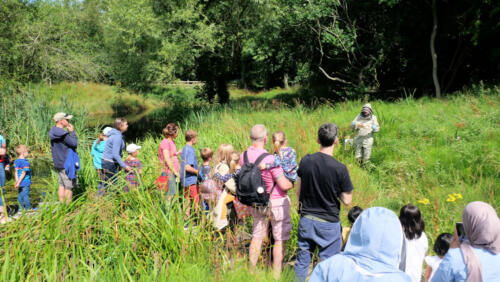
xmin=1 ymin=0 xmax=498 ymax=100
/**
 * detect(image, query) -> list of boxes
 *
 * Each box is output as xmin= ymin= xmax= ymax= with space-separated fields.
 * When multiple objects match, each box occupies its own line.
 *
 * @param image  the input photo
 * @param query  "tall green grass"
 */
xmin=0 ymin=83 xmax=498 ymax=280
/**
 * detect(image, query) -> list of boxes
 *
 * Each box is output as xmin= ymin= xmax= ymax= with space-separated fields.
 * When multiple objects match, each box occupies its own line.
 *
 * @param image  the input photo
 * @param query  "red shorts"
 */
xmin=184 ymin=184 xmax=200 ymax=204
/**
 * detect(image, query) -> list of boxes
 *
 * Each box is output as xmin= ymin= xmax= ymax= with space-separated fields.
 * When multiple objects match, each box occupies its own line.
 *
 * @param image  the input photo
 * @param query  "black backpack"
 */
xmin=235 ymin=151 xmax=274 ymax=207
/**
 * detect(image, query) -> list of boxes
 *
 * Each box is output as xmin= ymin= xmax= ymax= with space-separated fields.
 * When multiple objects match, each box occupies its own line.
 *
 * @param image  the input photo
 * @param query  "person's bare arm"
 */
xmin=449 ymin=227 xmax=461 ymax=249
xmin=276 ymin=175 xmax=293 ymax=191
xmin=185 ymin=164 xmax=199 ymax=175
xmin=15 ymin=171 xmax=26 ymax=188
xmin=162 ymin=149 xmax=178 ymax=177
xmin=424 ymin=266 xmax=432 ymax=282
xmin=340 ymin=191 xmax=352 ymax=207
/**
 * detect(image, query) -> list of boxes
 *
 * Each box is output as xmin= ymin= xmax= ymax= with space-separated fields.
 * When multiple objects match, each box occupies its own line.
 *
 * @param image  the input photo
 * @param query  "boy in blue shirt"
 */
xmin=180 ymin=130 xmax=200 ymax=219
xmin=14 ymin=145 xmax=31 ymax=211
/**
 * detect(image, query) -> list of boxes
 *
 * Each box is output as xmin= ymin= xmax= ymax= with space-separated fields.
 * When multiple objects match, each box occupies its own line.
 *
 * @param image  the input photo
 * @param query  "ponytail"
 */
xmin=272 ymin=131 xmax=287 ymax=158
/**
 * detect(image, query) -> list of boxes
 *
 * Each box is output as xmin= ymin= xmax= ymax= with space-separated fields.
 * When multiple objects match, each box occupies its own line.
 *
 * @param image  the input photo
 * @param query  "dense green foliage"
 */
xmin=1 ymin=0 xmax=498 ymax=99
xmin=0 ymin=83 xmax=498 ymax=280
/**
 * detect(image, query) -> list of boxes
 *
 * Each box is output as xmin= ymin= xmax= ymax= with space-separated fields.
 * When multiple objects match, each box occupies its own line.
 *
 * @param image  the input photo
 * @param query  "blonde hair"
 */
xmin=272 ymin=131 xmax=287 ymax=157
xmin=15 ymin=145 xmax=29 ymax=156
xmin=200 ymin=147 xmax=214 ymax=162
xmin=214 ymin=144 xmax=234 ymax=165
xmin=229 ymin=152 xmax=240 ymax=173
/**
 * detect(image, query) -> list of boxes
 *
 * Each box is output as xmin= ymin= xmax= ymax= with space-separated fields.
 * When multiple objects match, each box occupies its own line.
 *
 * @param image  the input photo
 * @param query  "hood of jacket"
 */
xmin=343 ymin=207 xmax=404 ymax=274
xmin=49 ymin=126 xmax=68 ymax=140
xmin=360 ymin=103 xmax=373 ymax=119
xmin=107 ymin=128 xmax=122 ymax=137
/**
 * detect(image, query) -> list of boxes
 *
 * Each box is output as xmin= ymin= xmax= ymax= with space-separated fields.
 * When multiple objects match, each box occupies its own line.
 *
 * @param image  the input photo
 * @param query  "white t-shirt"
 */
xmin=404 ymin=232 xmax=429 ymax=282
xmin=424 ymin=255 xmax=442 ymax=281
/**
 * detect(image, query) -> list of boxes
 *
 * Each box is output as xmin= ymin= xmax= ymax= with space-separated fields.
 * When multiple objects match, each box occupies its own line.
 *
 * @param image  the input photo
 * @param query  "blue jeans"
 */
xmin=294 ymin=216 xmax=342 ymax=281
xmin=18 ymin=186 xmax=31 ymax=210
xmin=100 ymin=160 xmax=118 ymax=195
xmin=0 ymin=162 xmax=6 ymax=188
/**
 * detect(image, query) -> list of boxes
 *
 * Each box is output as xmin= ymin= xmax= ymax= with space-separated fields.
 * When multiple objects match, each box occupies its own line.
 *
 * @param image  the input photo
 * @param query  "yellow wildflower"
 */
xmin=446 ymin=194 xmax=457 ymax=203
xmin=417 ymin=198 xmax=430 ymax=205
xmin=453 ymin=193 xmax=463 ymax=199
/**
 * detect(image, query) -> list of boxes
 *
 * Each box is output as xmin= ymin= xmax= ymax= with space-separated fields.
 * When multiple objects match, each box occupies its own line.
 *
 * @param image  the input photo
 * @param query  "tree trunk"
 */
xmin=283 ymin=73 xmax=289 ymax=89
xmin=430 ymin=0 xmax=441 ymax=98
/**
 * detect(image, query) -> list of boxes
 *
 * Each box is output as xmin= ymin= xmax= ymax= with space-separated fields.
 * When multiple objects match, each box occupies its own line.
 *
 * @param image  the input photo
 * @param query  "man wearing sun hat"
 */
xmin=49 ymin=112 xmax=78 ymax=203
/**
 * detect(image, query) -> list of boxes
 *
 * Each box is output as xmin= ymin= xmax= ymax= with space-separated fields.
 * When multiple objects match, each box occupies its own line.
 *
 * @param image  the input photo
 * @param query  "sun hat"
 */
xmin=102 ymin=127 xmax=113 ymax=136
xmin=53 ymin=112 xmax=73 ymax=122
xmin=126 ymin=144 xmax=141 ymax=153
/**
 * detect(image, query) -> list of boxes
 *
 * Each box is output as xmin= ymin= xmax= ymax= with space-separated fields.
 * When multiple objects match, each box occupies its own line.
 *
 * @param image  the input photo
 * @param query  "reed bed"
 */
xmin=0 ymin=83 xmax=498 ymax=280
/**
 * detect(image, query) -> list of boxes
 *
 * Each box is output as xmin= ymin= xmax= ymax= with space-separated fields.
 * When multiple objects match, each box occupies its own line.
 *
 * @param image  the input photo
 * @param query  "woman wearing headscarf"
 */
xmin=310 ymin=207 xmax=411 ymax=281
xmin=432 ymin=201 xmax=500 ymax=282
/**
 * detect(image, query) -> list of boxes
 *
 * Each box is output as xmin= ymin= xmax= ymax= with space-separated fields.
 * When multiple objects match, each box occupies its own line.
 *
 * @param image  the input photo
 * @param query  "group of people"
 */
xmin=0 ymin=137 xmax=33 ymax=222
xmin=0 ymin=105 xmax=498 ymax=282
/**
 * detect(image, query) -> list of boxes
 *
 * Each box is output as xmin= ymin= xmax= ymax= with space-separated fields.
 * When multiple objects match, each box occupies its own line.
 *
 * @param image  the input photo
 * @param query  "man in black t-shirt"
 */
xmin=294 ymin=123 xmax=354 ymax=281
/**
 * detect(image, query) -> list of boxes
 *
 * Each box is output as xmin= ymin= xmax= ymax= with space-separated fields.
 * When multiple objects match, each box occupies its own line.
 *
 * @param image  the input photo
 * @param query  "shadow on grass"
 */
xmin=121 ymin=90 xmax=307 ymax=141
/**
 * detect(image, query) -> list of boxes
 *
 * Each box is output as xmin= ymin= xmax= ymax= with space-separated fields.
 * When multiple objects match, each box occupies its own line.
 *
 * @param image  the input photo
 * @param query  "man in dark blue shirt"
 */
xmin=49 ymin=112 xmax=78 ymax=203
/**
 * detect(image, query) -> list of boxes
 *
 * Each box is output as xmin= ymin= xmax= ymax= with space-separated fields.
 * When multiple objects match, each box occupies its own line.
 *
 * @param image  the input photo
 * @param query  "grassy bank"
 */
xmin=0 ymin=83 xmax=499 ymax=280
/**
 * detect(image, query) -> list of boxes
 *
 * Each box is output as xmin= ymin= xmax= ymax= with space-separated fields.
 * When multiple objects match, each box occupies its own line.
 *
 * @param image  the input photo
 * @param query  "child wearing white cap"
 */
xmin=124 ymin=144 xmax=143 ymax=192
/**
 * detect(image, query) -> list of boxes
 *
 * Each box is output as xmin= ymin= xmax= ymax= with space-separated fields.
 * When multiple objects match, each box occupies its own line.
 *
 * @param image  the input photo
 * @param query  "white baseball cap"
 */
xmin=126 ymin=144 xmax=141 ymax=153
xmin=102 ymin=127 xmax=113 ymax=136
xmin=53 ymin=112 xmax=73 ymax=122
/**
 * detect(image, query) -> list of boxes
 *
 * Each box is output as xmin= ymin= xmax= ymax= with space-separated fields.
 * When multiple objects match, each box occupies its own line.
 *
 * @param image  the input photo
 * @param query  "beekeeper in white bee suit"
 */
xmin=351 ymin=103 xmax=380 ymax=164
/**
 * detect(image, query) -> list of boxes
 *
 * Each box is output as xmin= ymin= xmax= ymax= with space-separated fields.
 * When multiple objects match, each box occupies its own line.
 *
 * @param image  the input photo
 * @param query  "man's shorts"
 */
xmin=184 ymin=184 xmax=200 ymax=204
xmin=57 ymin=169 xmax=78 ymax=190
xmin=251 ymin=196 xmax=292 ymax=241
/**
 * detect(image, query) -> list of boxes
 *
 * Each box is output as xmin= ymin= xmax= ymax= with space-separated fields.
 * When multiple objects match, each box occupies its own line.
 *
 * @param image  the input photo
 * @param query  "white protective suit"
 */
xmin=351 ymin=103 xmax=380 ymax=163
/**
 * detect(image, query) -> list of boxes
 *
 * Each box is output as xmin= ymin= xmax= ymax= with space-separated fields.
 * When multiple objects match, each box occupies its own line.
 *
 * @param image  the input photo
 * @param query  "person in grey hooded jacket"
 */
xmin=351 ymin=103 xmax=380 ymax=165
xmin=310 ymin=207 xmax=411 ymax=282
xmin=100 ymin=118 xmax=130 ymax=194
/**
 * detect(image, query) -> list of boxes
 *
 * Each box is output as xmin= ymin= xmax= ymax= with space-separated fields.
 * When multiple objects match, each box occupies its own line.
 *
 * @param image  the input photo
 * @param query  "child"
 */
xmin=211 ymin=144 xmax=237 ymax=230
xmin=14 ymin=145 xmax=31 ymax=211
xmin=124 ymin=144 xmax=143 ymax=192
xmin=351 ymin=103 xmax=380 ymax=165
xmin=180 ymin=130 xmax=200 ymax=218
xmin=0 ymin=147 xmax=10 ymax=222
xmin=424 ymin=233 xmax=453 ymax=282
xmin=230 ymin=152 xmax=251 ymax=219
xmin=91 ymin=127 xmax=111 ymax=189
xmin=399 ymin=204 xmax=428 ymax=282
xmin=342 ymin=206 xmax=363 ymax=248
xmin=259 ymin=131 xmax=298 ymax=183
xmin=199 ymin=147 xmax=216 ymax=209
